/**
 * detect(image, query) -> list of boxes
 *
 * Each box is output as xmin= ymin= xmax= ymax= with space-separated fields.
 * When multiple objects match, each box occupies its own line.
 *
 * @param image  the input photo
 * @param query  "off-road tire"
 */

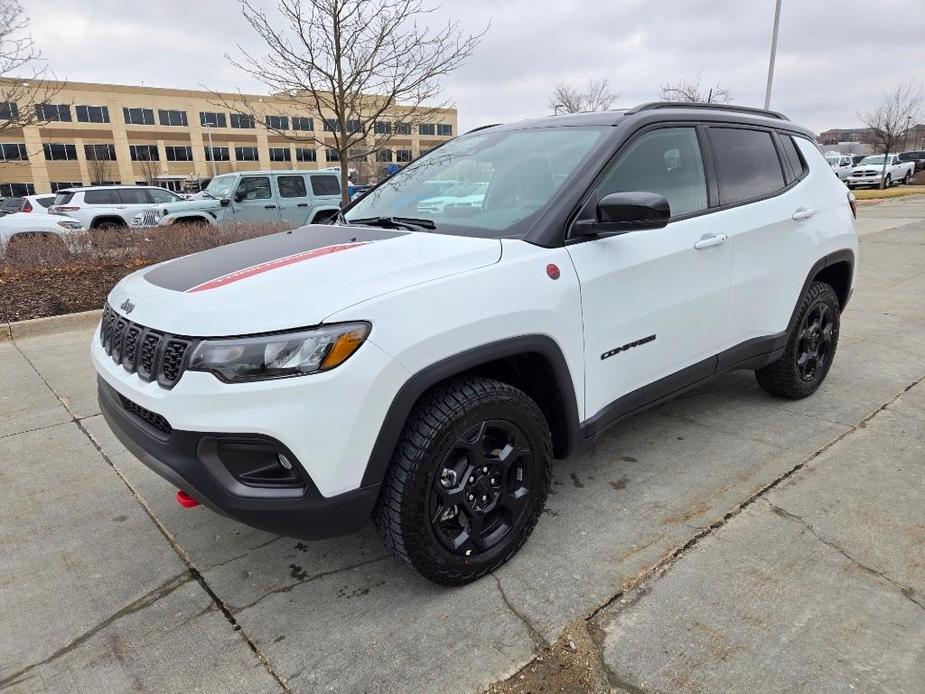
xmin=372 ymin=376 xmax=552 ymax=585
xmin=755 ymin=281 xmax=840 ymax=399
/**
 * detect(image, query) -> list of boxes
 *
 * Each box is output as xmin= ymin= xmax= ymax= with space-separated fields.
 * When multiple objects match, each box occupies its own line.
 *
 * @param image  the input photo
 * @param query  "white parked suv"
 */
xmin=49 ymin=185 xmax=183 ymax=230
xmin=93 ymin=103 xmax=858 ymax=585
xmin=846 ymin=153 xmax=915 ymax=188
xmin=0 ymin=212 xmax=85 ymax=260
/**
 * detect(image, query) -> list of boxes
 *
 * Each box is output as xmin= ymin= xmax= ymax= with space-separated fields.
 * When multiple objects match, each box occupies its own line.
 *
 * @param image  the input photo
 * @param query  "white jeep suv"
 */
xmin=50 ymin=185 xmax=182 ymax=230
xmin=92 ymin=103 xmax=858 ymax=585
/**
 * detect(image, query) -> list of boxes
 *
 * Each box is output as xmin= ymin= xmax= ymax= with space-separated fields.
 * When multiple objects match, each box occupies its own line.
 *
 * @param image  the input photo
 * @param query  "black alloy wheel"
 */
xmin=429 ymin=419 xmax=536 ymax=557
xmin=795 ymin=303 xmax=835 ymax=382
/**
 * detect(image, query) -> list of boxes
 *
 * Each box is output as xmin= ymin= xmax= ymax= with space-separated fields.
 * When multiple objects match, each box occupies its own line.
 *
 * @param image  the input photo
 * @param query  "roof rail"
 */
xmin=628 ymin=101 xmax=789 ymax=121
xmin=465 ymin=123 xmax=502 ymax=134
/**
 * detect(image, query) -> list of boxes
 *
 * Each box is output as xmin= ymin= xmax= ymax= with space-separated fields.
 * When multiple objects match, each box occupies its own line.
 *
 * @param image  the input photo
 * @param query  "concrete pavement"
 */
xmin=1 ymin=197 xmax=924 ymax=692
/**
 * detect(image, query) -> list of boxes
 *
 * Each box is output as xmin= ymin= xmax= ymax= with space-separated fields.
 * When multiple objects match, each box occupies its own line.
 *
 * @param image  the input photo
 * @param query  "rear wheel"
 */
xmin=755 ymin=281 xmax=840 ymax=399
xmin=903 ymin=171 xmax=912 ymax=185
xmin=884 ymin=174 xmax=892 ymax=188
xmin=373 ymin=377 xmax=551 ymax=585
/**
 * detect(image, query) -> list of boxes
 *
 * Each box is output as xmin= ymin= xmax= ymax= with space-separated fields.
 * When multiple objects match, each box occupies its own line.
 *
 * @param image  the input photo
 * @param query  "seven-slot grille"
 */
xmin=99 ymin=303 xmax=196 ymax=388
xmin=141 ymin=209 xmax=159 ymax=227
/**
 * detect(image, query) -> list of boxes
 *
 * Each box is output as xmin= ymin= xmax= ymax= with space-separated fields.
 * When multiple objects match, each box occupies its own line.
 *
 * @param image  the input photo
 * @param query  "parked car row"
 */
xmin=0 ymin=212 xmax=86 ymax=261
xmin=0 ymin=194 xmax=57 ymax=216
xmin=845 ymin=154 xmax=916 ymax=189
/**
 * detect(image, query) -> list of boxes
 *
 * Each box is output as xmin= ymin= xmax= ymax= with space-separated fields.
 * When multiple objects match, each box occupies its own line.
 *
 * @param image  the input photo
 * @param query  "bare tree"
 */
xmin=659 ymin=72 xmax=732 ymax=104
xmin=0 ymin=0 xmax=63 ymax=133
xmin=86 ymin=149 xmax=114 ymax=185
xmin=135 ymin=152 xmax=161 ymax=185
xmin=549 ymin=78 xmax=618 ymax=114
xmin=859 ymin=80 xmax=922 ymax=189
xmin=217 ymin=0 xmax=485 ymax=203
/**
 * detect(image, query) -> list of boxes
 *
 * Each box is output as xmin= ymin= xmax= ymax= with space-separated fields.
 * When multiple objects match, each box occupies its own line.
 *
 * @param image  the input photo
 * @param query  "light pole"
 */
xmin=902 ymin=115 xmax=912 ymax=151
xmin=204 ymin=123 xmax=217 ymax=177
xmin=764 ymin=0 xmax=783 ymax=110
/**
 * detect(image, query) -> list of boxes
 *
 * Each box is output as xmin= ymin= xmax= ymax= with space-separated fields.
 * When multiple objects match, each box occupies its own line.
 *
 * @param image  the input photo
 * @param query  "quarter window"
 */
xmin=278 ymin=175 xmax=307 ymax=198
xmin=595 ymin=127 xmax=707 ymax=218
xmin=158 ymin=109 xmax=188 ymax=127
xmin=710 ymin=127 xmax=786 ymax=205
xmin=76 ymin=105 xmax=110 ymax=123
xmin=310 ymin=175 xmax=340 ymax=196
xmin=779 ymin=135 xmax=808 ymax=181
xmin=236 ymin=176 xmax=272 ymax=200
xmin=123 ymin=107 xmax=155 ymax=125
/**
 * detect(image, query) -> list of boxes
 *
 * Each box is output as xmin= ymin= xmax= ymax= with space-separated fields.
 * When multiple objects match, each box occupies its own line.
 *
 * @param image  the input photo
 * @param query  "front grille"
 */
xmin=142 ymin=209 xmax=159 ymax=227
xmin=100 ymin=303 xmax=196 ymax=389
xmin=118 ymin=393 xmax=173 ymax=435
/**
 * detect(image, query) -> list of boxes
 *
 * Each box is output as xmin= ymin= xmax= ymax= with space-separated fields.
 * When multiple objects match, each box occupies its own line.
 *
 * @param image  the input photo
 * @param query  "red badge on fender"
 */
xmin=546 ymin=263 xmax=560 ymax=280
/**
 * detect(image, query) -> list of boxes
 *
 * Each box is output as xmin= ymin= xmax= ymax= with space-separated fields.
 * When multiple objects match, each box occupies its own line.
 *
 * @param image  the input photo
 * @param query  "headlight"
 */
xmin=188 ymin=322 xmax=370 ymax=383
xmin=131 ymin=214 xmax=143 ymax=225
xmin=56 ymin=220 xmax=84 ymax=230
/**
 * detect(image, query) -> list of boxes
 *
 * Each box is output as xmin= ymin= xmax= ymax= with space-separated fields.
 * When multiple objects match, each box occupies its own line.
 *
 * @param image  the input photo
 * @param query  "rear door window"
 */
xmin=278 ymin=175 xmax=308 ymax=198
xmin=310 ymin=175 xmax=340 ymax=196
xmin=118 ymin=188 xmax=150 ymax=205
xmin=709 ymin=127 xmax=786 ymax=205
xmin=84 ymin=189 xmax=118 ymax=205
xmin=148 ymin=188 xmax=179 ymax=204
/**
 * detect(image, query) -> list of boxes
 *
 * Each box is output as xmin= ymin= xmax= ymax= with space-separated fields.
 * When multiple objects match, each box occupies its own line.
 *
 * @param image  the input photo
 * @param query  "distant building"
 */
xmin=818 ymin=127 xmax=875 ymax=146
xmin=818 ymin=124 xmax=925 ymax=152
xmin=0 ymin=79 xmax=458 ymax=195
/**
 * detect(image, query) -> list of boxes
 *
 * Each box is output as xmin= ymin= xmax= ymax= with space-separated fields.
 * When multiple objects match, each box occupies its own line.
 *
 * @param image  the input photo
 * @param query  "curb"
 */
xmin=2 ymin=309 xmax=103 ymax=342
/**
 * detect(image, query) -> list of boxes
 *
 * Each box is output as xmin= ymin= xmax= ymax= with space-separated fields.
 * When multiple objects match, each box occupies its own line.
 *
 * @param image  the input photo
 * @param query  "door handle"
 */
xmin=792 ymin=207 xmax=816 ymax=221
xmin=693 ymin=233 xmax=728 ymax=250
xmin=297 ymin=203 xmax=308 ymax=208
xmin=264 ymin=205 xmax=276 ymax=209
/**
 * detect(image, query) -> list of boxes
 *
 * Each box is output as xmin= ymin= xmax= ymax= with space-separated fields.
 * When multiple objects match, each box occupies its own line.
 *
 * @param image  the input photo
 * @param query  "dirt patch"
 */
xmin=0 ymin=222 xmax=289 ymax=323
xmin=486 ymin=621 xmax=612 ymax=694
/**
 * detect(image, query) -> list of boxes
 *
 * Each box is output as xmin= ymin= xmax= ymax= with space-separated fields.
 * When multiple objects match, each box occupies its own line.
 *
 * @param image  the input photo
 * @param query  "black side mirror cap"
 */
xmin=575 ymin=192 xmax=671 ymax=236
xmin=233 ymin=192 xmax=245 ymax=203
xmin=220 ymin=198 xmax=231 ymax=207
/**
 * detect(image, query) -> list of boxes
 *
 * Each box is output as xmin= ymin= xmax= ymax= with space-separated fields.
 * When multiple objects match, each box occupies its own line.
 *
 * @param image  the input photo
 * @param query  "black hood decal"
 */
xmin=144 ymin=225 xmax=405 ymax=292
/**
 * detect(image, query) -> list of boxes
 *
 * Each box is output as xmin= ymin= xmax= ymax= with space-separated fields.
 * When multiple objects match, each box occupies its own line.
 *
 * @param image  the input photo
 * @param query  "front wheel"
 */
xmin=755 ymin=281 xmax=840 ymax=399
xmin=884 ymin=175 xmax=892 ymax=188
xmin=373 ymin=377 xmax=551 ymax=585
xmin=903 ymin=171 xmax=912 ymax=185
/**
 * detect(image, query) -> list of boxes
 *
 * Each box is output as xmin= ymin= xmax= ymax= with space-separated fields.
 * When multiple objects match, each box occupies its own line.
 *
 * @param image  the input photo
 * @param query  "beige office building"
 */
xmin=0 ymin=80 xmax=458 ymax=196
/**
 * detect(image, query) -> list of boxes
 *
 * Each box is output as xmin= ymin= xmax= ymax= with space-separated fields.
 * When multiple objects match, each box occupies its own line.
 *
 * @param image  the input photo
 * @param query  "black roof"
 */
xmin=470 ymin=102 xmax=814 ymax=138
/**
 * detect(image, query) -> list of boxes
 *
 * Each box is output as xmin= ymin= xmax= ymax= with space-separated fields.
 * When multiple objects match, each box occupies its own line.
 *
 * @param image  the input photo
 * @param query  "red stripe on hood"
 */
xmin=186 ymin=242 xmax=369 ymax=293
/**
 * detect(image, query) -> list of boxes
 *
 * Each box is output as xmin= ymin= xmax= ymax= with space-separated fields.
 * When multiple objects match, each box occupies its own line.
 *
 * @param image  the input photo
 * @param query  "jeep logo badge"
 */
xmin=120 ymin=299 xmax=135 ymax=314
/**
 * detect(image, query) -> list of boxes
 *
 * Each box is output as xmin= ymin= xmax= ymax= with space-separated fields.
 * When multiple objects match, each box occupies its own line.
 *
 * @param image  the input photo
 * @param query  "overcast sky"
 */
xmin=25 ymin=0 xmax=925 ymax=135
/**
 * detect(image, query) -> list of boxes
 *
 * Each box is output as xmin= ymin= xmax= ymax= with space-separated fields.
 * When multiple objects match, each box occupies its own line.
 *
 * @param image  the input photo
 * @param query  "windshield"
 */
xmin=825 ymin=155 xmax=840 ymax=164
xmin=859 ymin=155 xmax=886 ymax=165
xmin=205 ymin=174 xmax=237 ymax=199
xmin=345 ymin=127 xmax=607 ymax=238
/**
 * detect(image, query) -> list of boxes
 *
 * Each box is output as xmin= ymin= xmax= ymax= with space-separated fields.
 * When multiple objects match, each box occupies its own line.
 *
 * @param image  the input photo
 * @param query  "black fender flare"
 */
xmin=360 ymin=334 xmax=582 ymax=487
xmin=787 ymin=248 xmax=855 ymax=335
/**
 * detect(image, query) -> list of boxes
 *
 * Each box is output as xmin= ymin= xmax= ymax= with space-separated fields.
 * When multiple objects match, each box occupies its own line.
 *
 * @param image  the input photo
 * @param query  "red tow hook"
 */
xmin=176 ymin=490 xmax=200 ymax=508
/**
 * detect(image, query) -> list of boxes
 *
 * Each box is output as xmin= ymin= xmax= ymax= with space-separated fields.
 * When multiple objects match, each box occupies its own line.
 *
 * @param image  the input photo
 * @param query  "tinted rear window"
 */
xmin=118 ymin=188 xmax=150 ymax=204
xmin=84 ymin=189 xmax=118 ymax=205
xmin=710 ymin=127 xmax=786 ymax=205
xmin=53 ymin=192 xmax=75 ymax=205
xmin=311 ymin=175 xmax=340 ymax=196
xmin=1 ymin=198 xmax=22 ymax=211
xmin=37 ymin=197 xmax=55 ymax=208
xmin=779 ymin=136 xmax=807 ymax=181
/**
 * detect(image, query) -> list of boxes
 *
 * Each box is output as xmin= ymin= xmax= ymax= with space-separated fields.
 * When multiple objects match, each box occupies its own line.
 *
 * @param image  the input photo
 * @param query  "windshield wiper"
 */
xmin=347 ymin=216 xmax=437 ymax=231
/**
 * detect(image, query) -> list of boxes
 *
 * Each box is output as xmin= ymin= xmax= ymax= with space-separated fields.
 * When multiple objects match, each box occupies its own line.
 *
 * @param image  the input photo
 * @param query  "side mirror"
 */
xmin=220 ymin=198 xmax=230 ymax=207
xmin=233 ymin=191 xmax=245 ymax=203
xmin=576 ymin=192 xmax=670 ymax=236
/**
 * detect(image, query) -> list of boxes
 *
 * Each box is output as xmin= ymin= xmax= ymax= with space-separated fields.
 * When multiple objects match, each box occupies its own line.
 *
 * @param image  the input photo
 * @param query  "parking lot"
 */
xmin=2 ymin=196 xmax=924 ymax=693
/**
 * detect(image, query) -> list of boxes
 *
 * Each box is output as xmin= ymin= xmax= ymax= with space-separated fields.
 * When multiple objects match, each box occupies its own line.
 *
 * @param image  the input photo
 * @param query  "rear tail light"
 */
xmin=56 ymin=206 xmax=80 ymax=212
xmin=22 ymin=200 xmax=32 ymax=213
xmin=848 ymin=191 xmax=857 ymax=218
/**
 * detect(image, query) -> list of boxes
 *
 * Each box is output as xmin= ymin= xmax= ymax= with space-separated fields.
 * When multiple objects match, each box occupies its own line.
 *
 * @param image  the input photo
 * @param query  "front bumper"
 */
xmin=846 ymin=176 xmax=882 ymax=186
xmin=98 ymin=377 xmax=379 ymax=539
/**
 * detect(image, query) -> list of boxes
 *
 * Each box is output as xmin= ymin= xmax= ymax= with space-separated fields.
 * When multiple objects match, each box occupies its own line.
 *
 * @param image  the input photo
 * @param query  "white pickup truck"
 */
xmin=846 ymin=153 xmax=915 ymax=188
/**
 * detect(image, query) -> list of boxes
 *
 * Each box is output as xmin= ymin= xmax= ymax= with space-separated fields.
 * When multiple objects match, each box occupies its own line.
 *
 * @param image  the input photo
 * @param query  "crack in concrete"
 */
xmin=491 ymin=373 xmax=925 ymax=691
xmin=10 ymin=341 xmax=293 ymax=693
xmin=231 ymin=555 xmax=391 ymax=613
xmin=203 ymin=536 xmax=285 ymax=572
xmin=491 ymin=572 xmax=548 ymax=650
xmin=767 ymin=501 xmax=925 ymax=611
xmin=585 ymin=619 xmax=649 ymax=694
xmin=0 ymin=572 xmax=192 ymax=688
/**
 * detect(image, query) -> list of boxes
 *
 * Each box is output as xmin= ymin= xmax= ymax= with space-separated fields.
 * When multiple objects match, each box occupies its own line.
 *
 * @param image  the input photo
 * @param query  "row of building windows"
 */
xmin=2 ymin=100 xmax=454 ymax=137
xmin=0 ymin=183 xmax=36 ymax=197
xmin=0 ymin=143 xmax=28 ymax=161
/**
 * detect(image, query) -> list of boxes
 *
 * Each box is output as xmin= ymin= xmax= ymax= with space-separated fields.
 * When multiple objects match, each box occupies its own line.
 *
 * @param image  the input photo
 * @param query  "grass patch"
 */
xmin=852 ymin=185 xmax=925 ymax=200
